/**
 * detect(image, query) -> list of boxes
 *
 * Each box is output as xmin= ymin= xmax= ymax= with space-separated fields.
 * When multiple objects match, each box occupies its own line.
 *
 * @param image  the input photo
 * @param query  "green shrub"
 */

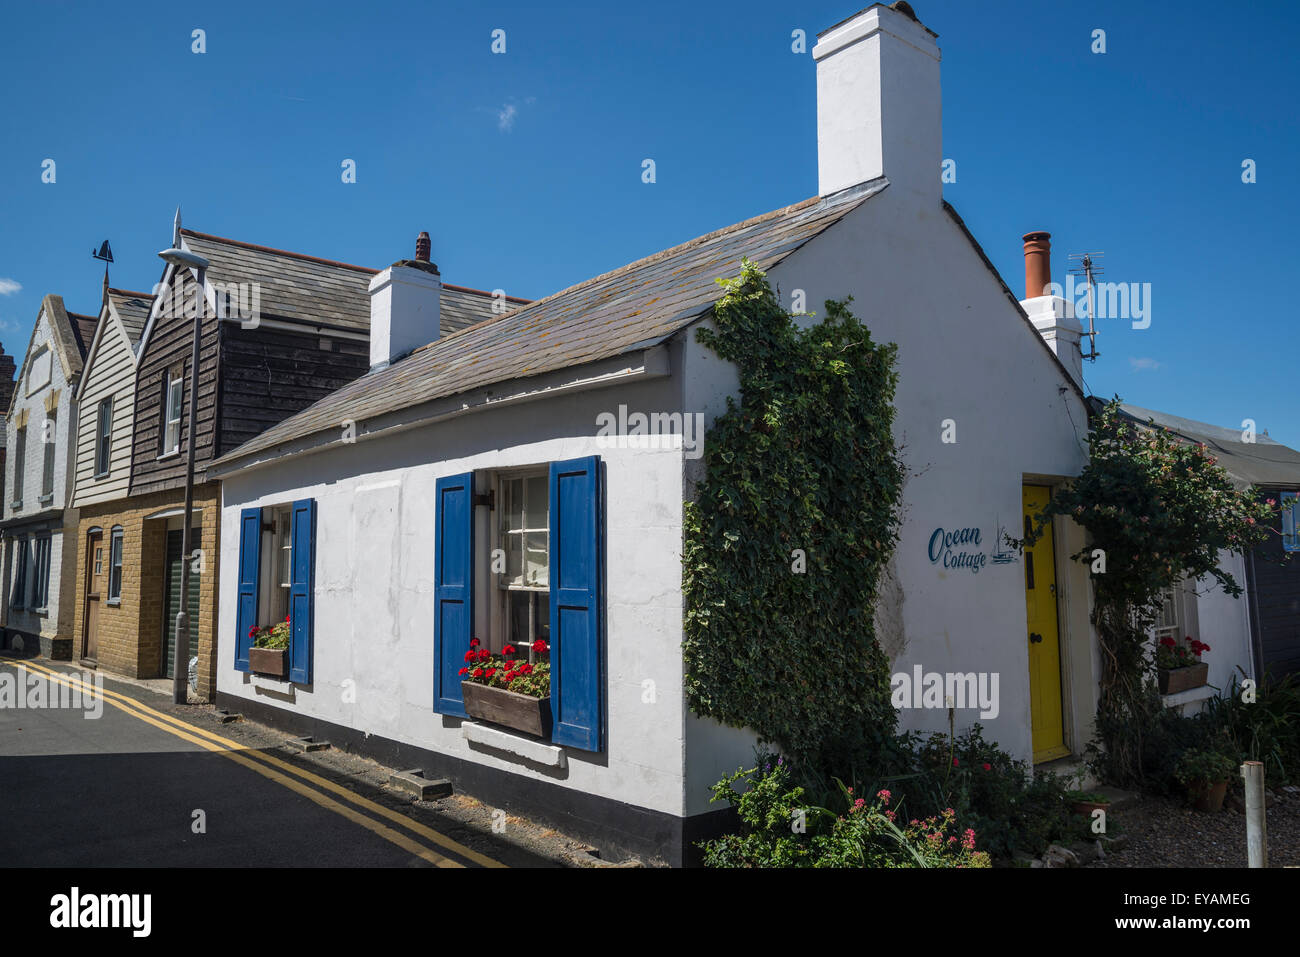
xmin=1203 ymin=672 xmax=1300 ymax=785
xmin=1174 ymin=746 xmax=1238 ymax=787
xmin=699 ymin=758 xmax=989 ymax=868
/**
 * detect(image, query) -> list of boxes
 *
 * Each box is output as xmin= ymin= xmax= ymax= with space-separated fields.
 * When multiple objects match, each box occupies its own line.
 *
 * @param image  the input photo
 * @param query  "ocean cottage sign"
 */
xmin=928 ymin=525 xmax=987 ymax=574
xmin=927 ymin=521 xmax=1019 ymax=575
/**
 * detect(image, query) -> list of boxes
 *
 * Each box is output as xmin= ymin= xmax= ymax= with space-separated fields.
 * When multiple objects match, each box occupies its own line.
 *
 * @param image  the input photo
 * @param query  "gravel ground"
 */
xmin=1094 ymin=787 xmax=1300 ymax=868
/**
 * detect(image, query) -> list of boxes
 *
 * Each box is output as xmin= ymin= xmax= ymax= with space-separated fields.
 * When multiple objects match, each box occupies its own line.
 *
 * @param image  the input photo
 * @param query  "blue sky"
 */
xmin=1 ymin=0 xmax=1295 ymax=445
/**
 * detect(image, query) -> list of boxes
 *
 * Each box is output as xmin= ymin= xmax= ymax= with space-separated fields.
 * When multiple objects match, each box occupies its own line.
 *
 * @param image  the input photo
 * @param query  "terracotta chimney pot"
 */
xmin=1022 ymin=231 xmax=1052 ymax=299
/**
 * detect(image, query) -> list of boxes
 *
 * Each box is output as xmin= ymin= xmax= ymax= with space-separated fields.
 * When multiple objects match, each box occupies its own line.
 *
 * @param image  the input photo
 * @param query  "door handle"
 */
xmin=1029 ymin=632 xmax=1043 ymax=644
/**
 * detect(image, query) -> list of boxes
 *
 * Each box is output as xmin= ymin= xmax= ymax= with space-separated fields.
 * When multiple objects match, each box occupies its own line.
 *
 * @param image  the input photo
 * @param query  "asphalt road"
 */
xmin=0 ymin=657 xmax=551 ymax=867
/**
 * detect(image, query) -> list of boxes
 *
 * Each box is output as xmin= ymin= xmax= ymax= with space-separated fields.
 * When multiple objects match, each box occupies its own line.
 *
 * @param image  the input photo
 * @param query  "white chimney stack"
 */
xmin=1019 ymin=231 xmax=1085 ymax=389
xmin=813 ymin=2 xmax=942 ymax=204
xmin=369 ymin=231 xmax=441 ymax=371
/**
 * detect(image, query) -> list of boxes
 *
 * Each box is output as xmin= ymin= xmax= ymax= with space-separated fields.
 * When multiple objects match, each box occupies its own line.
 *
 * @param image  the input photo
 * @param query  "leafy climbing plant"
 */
xmin=682 ymin=260 xmax=906 ymax=777
xmin=1026 ymin=399 xmax=1283 ymax=786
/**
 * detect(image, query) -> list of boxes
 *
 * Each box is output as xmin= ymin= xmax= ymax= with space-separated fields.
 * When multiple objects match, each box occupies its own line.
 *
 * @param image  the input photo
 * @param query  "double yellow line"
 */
xmin=3 ymin=659 xmax=504 ymax=869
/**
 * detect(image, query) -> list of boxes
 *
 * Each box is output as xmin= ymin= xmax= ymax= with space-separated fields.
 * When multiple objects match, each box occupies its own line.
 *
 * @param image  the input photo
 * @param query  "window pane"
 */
xmin=109 ymin=534 xmax=123 ymax=599
xmin=505 ymin=479 xmax=523 ymax=532
xmin=525 ymin=531 xmax=548 ymax=586
xmin=503 ymin=531 xmax=523 ymax=584
xmin=525 ymin=475 xmax=548 ymax=529
xmin=508 ymin=590 xmax=530 ymax=646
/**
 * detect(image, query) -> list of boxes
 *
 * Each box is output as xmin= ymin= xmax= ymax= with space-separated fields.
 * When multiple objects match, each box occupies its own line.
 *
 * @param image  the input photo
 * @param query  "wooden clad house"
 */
xmin=68 ymin=222 xmax=513 ymax=700
xmin=1 ymin=294 xmax=95 ymax=658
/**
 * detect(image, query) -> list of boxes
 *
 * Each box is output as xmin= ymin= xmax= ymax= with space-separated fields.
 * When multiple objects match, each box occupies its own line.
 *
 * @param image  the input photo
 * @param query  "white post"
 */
xmin=1242 ymin=760 xmax=1267 ymax=868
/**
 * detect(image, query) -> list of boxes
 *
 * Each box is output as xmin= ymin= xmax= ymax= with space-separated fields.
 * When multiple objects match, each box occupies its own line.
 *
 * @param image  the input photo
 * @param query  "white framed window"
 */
xmin=162 ymin=368 xmax=183 ymax=454
xmin=12 ymin=425 xmax=26 ymax=506
xmin=32 ymin=536 xmax=51 ymax=610
xmin=259 ymin=505 xmax=294 ymax=627
xmin=1282 ymin=491 xmax=1299 ymax=553
xmin=1155 ymin=586 xmax=1181 ymax=645
xmin=41 ymin=411 xmax=56 ymax=500
xmin=108 ymin=527 xmax=124 ymax=602
xmin=10 ymin=536 xmax=28 ymax=609
xmin=494 ymin=470 xmax=551 ymax=656
xmin=95 ymin=398 xmax=113 ymax=476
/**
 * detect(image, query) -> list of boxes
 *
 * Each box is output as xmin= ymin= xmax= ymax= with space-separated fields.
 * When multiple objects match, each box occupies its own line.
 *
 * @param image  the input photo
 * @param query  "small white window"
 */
xmin=496 ymin=472 xmax=550 ymax=654
xmin=260 ymin=505 xmax=294 ymax=626
xmin=163 ymin=369 xmax=183 ymax=454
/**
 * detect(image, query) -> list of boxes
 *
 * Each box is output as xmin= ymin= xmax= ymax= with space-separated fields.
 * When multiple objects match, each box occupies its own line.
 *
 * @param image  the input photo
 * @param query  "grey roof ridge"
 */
xmin=210 ymin=178 xmax=888 ymax=470
xmin=400 ymin=180 xmax=886 ymax=364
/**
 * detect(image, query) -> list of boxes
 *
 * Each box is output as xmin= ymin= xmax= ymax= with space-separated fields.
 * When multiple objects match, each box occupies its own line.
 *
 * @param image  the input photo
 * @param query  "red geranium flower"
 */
xmin=952 ymin=758 xmax=959 ymax=767
xmin=471 ymin=667 xmax=483 ymax=678
xmin=485 ymin=668 xmax=497 ymax=679
xmin=519 ymin=663 xmax=533 ymax=675
xmin=464 ymin=649 xmax=475 ymax=662
xmin=477 ymin=649 xmax=490 ymax=662
xmin=503 ymin=644 xmax=516 ymax=656
xmin=248 ymin=626 xmax=257 ymax=638
xmin=470 ymin=637 xmax=480 ymax=648
xmin=1159 ymin=636 xmax=1176 ymax=647
xmin=458 ymin=667 xmax=468 ymax=676
xmin=532 ymin=639 xmax=548 ymax=654
xmin=982 ymin=763 xmax=991 ymax=771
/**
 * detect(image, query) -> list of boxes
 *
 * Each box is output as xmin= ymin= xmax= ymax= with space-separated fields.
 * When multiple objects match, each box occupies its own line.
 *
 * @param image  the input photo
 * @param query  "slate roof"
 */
xmin=175 ymin=230 xmax=516 ymax=338
xmin=67 ymin=311 xmax=98 ymax=360
xmin=106 ymin=288 xmax=154 ymax=348
xmin=213 ymin=179 xmax=886 ymax=468
xmin=1102 ymin=399 xmax=1300 ymax=488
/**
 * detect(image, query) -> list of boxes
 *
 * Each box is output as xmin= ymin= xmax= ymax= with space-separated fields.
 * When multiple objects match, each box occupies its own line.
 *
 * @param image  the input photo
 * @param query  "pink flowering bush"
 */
xmin=700 ymin=759 xmax=990 ymax=868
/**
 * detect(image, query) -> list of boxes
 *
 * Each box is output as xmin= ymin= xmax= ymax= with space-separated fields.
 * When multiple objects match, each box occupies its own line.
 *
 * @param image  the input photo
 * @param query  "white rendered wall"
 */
xmin=218 ymin=377 xmax=691 ymax=816
xmin=682 ymin=185 xmax=1094 ymax=809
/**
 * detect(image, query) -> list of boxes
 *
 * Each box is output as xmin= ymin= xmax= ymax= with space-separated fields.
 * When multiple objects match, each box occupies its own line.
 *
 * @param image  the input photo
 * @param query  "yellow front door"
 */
xmin=1023 ymin=486 xmax=1068 ymax=763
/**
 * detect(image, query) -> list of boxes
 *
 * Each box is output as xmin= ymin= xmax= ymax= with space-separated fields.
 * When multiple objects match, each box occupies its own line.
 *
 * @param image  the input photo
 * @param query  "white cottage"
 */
xmin=210 ymin=2 xmax=1102 ymax=863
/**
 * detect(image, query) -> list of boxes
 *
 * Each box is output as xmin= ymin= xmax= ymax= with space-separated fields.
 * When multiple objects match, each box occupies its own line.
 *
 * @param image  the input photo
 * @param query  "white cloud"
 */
xmin=495 ymin=97 xmax=534 ymax=133
xmin=1128 ymin=357 xmax=1161 ymax=372
xmin=0 ymin=279 xmax=20 ymax=296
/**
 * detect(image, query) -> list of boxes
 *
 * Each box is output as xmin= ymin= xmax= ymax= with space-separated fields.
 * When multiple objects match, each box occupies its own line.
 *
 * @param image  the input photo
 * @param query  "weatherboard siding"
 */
xmin=130 ymin=268 xmax=223 ymax=496
xmin=72 ymin=315 xmax=136 ymax=507
xmin=218 ymin=324 xmax=369 ymax=455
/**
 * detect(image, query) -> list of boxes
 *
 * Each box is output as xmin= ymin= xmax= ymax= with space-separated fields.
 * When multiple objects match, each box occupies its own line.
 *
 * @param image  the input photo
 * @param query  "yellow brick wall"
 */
xmin=70 ymin=483 xmax=223 ymax=701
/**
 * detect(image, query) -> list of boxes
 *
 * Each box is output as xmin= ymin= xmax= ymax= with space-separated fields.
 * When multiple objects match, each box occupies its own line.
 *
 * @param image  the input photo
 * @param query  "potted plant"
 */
xmin=249 ymin=615 xmax=291 ymax=678
xmin=1156 ymin=634 xmax=1210 ymax=694
xmin=1065 ymin=790 xmax=1111 ymax=817
xmin=1174 ymin=747 xmax=1237 ymax=812
xmin=460 ymin=638 xmax=552 ymax=737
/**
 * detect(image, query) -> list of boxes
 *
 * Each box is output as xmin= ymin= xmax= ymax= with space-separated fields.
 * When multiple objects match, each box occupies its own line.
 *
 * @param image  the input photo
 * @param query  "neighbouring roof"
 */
xmin=106 ymin=288 xmax=155 ymax=348
xmin=1103 ymin=399 xmax=1300 ymax=488
xmin=67 ymin=311 xmax=98 ymax=359
xmin=212 ymin=178 xmax=887 ymax=468
xmin=176 ymin=230 xmax=519 ymax=338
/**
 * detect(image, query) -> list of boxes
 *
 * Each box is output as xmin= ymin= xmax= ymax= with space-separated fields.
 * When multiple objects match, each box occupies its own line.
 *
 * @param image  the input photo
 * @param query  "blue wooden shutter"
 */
xmin=235 ymin=508 xmax=261 ymax=672
xmin=289 ymin=498 xmax=317 ymax=684
xmin=548 ymin=456 xmax=604 ymax=751
xmin=434 ymin=472 xmax=474 ymax=716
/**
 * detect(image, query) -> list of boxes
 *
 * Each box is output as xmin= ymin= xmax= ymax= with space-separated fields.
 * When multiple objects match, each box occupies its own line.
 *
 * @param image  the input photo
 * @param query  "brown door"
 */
xmin=83 ymin=531 xmax=104 ymax=662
